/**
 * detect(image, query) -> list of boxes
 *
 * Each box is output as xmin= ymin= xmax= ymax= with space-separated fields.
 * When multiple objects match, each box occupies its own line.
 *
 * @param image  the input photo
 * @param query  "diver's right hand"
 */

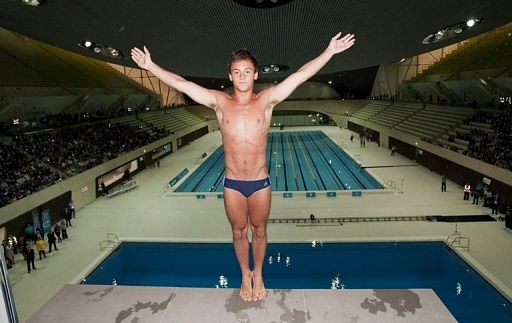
xmin=131 ymin=46 xmax=153 ymax=70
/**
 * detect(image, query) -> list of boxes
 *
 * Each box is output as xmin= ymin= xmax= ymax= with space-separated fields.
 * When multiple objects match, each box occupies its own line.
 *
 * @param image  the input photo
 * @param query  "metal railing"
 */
xmin=99 ymin=232 xmax=121 ymax=251
xmin=106 ymin=180 xmax=138 ymax=199
xmin=384 ymin=179 xmax=397 ymax=190
xmin=269 ymin=215 xmax=428 ymax=225
xmin=446 ymin=224 xmax=470 ymax=251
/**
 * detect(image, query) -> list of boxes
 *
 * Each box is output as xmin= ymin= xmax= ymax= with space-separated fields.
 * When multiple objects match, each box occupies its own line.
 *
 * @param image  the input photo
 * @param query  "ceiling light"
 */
xmin=93 ymin=46 xmax=102 ymax=53
xmin=232 ymin=0 xmax=292 ymax=9
xmin=328 ymin=80 xmax=332 ymax=84
xmin=260 ymin=64 xmax=288 ymax=73
xmin=422 ymin=19 xmax=482 ymax=45
xmin=21 ymin=0 xmax=44 ymax=6
xmin=84 ymin=40 xmax=92 ymax=48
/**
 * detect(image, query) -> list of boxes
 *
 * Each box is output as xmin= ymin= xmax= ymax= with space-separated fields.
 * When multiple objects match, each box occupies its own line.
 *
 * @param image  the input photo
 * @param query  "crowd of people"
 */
xmin=0 ymin=112 xmax=104 ymax=136
xmin=462 ymin=105 xmax=512 ymax=170
xmin=0 ymin=142 xmax=61 ymax=207
xmin=2 ymin=204 xmax=75 ymax=274
xmin=0 ymin=109 xmax=147 ymax=136
xmin=0 ymin=109 xmax=172 ymax=207
xmin=13 ymin=122 xmax=168 ymax=177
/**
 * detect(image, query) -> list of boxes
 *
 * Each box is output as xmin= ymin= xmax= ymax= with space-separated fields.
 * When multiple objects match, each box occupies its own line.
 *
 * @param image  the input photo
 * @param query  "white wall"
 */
xmin=347 ymin=117 xmax=512 ymax=187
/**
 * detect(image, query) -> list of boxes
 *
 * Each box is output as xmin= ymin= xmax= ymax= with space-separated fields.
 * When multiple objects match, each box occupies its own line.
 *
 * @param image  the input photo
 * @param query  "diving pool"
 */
xmin=83 ymin=241 xmax=511 ymax=322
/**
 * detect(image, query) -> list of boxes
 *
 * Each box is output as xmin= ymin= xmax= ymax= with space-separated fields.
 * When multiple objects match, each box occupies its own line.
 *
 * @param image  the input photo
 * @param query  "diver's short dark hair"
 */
xmin=227 ymin=49 xmax=258 ymax=73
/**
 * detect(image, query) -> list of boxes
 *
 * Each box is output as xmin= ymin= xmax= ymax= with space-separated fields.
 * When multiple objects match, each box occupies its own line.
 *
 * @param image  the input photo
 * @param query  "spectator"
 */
xmin=35 ymin=227 xmax=44 ymax=240
xmin=64 ymin=206 xmax=72 ymax=227
xmin=35 ymin=234 xmax=46 ymax=260
xmin=391 ymin=145 xmax=397 ymax=156
xmin=61 ymin=221 xmax=68 ymax=240
xmin=54 ymin=223 xmax=62 ymax=243
xmin=3 ymin=240 xmax=15 ymax=267
xmin=491 ymin=194 xmax=500 ymax=215
xmin=69 ymin=200 xmax=75 ymax=218
xmin=24 ymin=223 xmax=35 ymax=241
xmin=463 ymin=183 xmax=471 ymax=200
xmin=47 ymin=230 xmax=58 ymax=252
xmin=19 ymin=237 xmax=28 ymax=261
xmin=26 ymin=241 xmax=36 ymax=273
xmin=472 ymin=187 xmax=480 ymax=205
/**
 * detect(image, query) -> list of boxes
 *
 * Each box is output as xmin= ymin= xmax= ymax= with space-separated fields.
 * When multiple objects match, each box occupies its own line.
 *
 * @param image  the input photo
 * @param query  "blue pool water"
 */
xmin=83 ymin=241 xmax=511 ymax=322
xmin=176 ymin=131 xmax=383 ymax=192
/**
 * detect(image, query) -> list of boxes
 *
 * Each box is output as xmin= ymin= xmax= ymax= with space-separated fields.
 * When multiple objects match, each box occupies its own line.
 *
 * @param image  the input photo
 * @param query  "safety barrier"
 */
xmin=268 ymin=215 xmax=428 ymax=224
xmin=106 ymin=180 xmax=138 ymax=199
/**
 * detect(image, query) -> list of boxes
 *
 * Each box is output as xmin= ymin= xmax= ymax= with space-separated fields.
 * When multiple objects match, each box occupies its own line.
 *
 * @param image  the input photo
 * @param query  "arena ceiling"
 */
xmin=1 ymin=0 xmax=512 ymax=96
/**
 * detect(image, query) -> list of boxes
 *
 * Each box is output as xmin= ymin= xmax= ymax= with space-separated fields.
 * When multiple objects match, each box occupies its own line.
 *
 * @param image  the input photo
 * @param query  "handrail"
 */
xmin=446 ymin=224 xmax=470 ymax=251
xmin=99 ymin=240 xmax=116 ymax=251
xmin=106 ymin=233 xmax=120 ymax=244
xmin=99 ymin=233 xmax=120 ymax=251
xmin=384 ymin=179 xmax=396 ymax=190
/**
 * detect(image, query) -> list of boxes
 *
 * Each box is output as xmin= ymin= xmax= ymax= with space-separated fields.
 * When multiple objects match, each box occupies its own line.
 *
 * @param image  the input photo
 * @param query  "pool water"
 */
xmin=83 ymin=241 xmax=511 ymax=322
xmin=176 ymin=131 xmax=383 ymax=192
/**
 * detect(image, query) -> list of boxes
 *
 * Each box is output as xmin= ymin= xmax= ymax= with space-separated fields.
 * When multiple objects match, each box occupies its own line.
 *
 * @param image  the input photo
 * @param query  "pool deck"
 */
xmin=27 ymin=285 xmax=456 ymax=323
xmin=7 ymin=126 xmax=512 ymax=322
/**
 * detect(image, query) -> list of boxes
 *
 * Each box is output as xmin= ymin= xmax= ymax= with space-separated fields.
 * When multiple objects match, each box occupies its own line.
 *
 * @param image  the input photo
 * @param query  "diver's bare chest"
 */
xmin=222 ymin=104 xmax=266 ymax=128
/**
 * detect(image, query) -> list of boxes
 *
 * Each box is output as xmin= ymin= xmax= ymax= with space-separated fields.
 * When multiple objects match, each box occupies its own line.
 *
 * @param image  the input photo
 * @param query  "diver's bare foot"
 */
xmin=252 ymin=271 xmax=266 ymax=301
xmin=240 ymin=271 xmax=253 ymax=301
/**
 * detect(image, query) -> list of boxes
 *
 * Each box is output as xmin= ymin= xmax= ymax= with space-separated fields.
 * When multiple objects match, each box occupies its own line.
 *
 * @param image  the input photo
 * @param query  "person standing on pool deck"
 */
xmin=131 ymin=33 xmax=355 ymax=301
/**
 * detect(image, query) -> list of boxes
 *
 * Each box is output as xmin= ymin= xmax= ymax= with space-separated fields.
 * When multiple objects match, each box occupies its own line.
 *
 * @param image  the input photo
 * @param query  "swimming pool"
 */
xmin=83 ymin=241 xmax=511 ymax=322
xmin=176 ymin=131 xmax=383 ymax=192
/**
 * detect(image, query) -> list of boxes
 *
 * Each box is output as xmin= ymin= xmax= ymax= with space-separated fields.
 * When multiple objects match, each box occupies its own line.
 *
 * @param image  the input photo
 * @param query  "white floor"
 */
xmin=8 ymin=126 xmax=512 ymax=322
